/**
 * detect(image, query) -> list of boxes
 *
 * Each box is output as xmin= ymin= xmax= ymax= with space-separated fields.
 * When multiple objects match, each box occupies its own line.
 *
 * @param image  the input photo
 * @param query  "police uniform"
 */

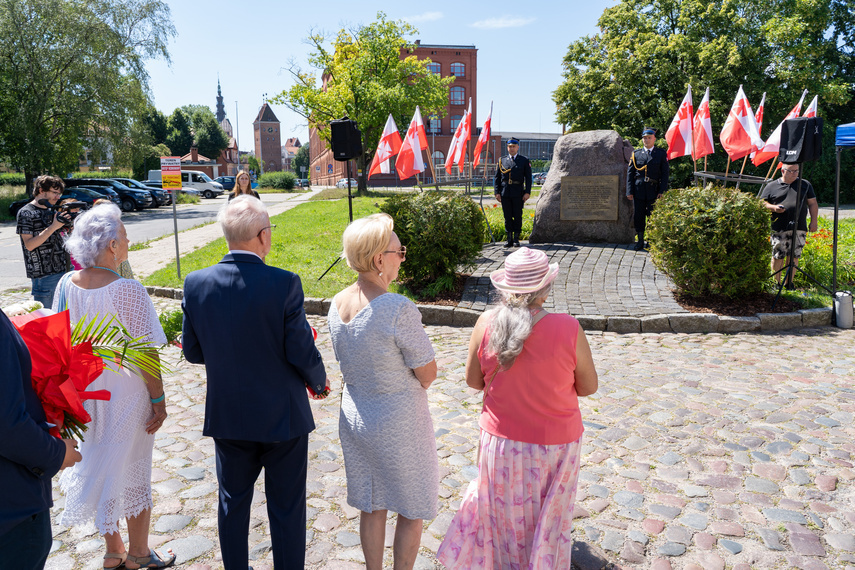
xmin=494 ymin=138 xmax=533 ymax=247
xmin=626 ymin=128 xmax=669 ymax=250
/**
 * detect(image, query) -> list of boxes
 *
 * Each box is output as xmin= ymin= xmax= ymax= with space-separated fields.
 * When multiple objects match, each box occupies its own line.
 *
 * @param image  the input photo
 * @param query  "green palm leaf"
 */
xmin=70 ymin=314 xmax=170 ymax=379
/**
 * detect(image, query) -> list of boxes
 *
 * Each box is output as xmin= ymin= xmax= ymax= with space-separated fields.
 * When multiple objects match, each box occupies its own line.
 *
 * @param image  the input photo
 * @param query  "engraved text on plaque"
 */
xmin=559 ymin=175 xmax=619 ymax=221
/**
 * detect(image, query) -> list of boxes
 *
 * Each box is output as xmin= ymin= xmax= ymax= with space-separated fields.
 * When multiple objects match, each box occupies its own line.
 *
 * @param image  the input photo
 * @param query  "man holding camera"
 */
xmin=16 ymin=175 xmax=68 ymax=308
xmin=760 ymin=163 xmax=819 ymax=289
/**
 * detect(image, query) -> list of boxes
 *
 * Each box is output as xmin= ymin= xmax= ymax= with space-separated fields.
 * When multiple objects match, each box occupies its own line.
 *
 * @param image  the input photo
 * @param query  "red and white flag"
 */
xmin=749 ymin=92 xmax=766 ymax=159
xmin=665 ymin=86 xmax=693 ymax=160
xmin=719 ymin=85 xmax=764 ymax=160
xmin=445 ymin=117 xmax=465 ymax=175
xmin=368 ymin=114 xmax=402 ymax=179
xmin=396 ymin=107 xmax=427 ymax=180
xmin=453 ymin=98 xmax=473 ymax=169
xmin=473 ymin=102 xmax=493 ymax=168
xmin=692 ymin=87 xmax=714 ymax=161
xmin=751 ymin=90 xmax=807 ymax=167
xmin=803 ymin=95 xmax=818 ymax=118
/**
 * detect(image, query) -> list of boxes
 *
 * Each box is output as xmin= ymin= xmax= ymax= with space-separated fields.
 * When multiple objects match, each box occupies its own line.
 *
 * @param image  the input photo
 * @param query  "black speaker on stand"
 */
xmin=319 ymin=118 xmax=363 ymax=281
xmin=771 ymin=116 xmax=832 ymax=307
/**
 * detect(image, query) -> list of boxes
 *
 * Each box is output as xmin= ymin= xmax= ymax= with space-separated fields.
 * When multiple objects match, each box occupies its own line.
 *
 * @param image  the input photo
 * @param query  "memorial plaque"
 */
xmin=559 ymin=175 xmax=619 ymax=221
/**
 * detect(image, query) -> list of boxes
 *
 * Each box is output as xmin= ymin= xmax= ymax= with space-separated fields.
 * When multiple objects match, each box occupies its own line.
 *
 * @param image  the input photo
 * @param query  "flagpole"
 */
xmin=736 ymin=156 xmax=748 ymax=190
xmin=723 ymin=157 xmax=731 ymax=188
xmin=704 ymin=156 xmax=708 ymax=172
xmin=765 ymin=158 xmax=778 ymax=180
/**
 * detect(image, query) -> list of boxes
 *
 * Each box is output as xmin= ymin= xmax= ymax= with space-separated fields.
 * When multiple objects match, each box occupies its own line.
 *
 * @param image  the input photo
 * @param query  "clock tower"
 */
xmin=252 ymin=102 xmax=283 ymax=173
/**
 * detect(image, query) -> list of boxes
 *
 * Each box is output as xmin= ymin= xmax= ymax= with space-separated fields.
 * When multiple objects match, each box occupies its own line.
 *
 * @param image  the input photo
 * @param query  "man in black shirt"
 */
xmin=16 ymin=175 xmax=68 ymax=307
xmin=759 ymin=163 xmax=819 ymax=288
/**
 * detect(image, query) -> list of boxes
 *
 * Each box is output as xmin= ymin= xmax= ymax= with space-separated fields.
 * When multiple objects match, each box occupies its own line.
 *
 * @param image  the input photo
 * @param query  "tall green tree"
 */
xmin=141 ymin=107 xmax=168 ymax=145
xmin=180 ymin=105 xmax=229 ymax=161
xmin=272 ymin=12 xmax=453 ymax=191
xmin=165 ymin=109 xmax=194 ymax=157
xmin=0 ymin=0 xmax=174 ymax=190
xmin=554 ymin=0 xmax=855 ymax=199
xmin=293 ymin=144 xmax=310 ymax=176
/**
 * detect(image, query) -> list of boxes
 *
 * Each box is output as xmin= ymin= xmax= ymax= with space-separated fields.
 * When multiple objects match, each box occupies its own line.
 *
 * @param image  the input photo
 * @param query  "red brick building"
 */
xmin=309 ymin=41 xmax=502 ymax=186
xmin=254 ymin=103 xmax=283 ymax=173
xmin=181 ymin=146 xmax=219 ymax=178
xmin=281 ymin=137 xmax=302 ymax=172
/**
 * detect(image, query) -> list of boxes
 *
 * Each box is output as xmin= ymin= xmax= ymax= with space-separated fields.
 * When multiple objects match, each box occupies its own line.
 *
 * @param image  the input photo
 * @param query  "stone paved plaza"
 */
xmin=2 ymin=287 xmax=852 ymax=570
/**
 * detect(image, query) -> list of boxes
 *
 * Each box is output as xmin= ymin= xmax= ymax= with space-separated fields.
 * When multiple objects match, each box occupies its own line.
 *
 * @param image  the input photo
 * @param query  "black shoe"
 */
xmin=633 ymin=241 xmax=644 ymax=251
xmin=504 ymin=241 xmax=513 ymax=248
xmin=513 ymin=239 xmax=521 ymax=247
xmin=785 ymin=282 xmax=796 ymax=290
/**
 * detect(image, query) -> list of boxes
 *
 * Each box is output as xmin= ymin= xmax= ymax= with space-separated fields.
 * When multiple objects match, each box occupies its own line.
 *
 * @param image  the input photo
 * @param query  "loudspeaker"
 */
xmin=779 ymin=117 xmax=823 ymax=163
xmin=330 ymin=119 xmax=362 ymax=161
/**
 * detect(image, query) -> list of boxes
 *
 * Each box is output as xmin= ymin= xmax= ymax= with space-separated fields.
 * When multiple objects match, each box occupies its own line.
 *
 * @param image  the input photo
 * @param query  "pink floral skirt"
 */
xmin=437 ymin=430 xmax=583 ymax=569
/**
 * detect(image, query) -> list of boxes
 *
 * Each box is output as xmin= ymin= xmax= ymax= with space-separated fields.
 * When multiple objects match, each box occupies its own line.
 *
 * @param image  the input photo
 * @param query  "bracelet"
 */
xmin=150 ymin=393 xmax=165 ymax=404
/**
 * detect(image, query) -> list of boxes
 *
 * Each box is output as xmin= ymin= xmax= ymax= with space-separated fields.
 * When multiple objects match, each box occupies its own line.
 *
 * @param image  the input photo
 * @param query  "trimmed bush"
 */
xmin=380 ymin=191 xmax=485 ymax=296
xmin=158 ymin=309 xmax=183 ymax=344
xmin=647 ymin=185 xmax=771 ymax=297
xmin=0 ymin=173 xmax=26 ymax=186
xmin=67 ymin=170 xmax=134 ymax=180
xmin=258 ymin=171 xmax=297 ymax=190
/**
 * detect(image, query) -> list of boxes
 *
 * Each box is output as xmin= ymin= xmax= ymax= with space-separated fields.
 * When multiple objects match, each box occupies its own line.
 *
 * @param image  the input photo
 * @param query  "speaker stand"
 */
xmin=318 ymin=162 xmax=356 ymax=281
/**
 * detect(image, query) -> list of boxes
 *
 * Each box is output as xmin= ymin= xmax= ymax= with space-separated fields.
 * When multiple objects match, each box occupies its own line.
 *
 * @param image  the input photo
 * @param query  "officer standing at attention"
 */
xmin=626 ymin=127 xmax=669 ymax=251
xmin=494 ymin=137 xmax=532 ymax=248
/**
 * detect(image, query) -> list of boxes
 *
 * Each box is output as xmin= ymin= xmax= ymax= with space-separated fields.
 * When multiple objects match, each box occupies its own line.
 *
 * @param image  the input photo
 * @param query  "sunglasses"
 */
xmin=382 ymin=246 xmax=407 ymax=258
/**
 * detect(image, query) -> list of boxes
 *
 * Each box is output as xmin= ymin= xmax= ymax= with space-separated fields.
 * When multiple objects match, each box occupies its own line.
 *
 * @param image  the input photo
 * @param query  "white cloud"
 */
xmin=471 ymin=16 xmax=536 ymax=29
xmin=404 ymin=11 xmax=443 ymax=24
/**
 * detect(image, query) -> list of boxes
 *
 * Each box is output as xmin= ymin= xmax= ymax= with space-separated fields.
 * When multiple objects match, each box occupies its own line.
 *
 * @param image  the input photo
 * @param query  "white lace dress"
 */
xmin=53 ymin=278 xmax=166 ymax=535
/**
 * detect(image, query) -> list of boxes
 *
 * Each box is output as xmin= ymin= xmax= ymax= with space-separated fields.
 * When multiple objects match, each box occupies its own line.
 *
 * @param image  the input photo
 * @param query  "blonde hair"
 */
xmin=342 ymin=213 xmax=394 ymax=273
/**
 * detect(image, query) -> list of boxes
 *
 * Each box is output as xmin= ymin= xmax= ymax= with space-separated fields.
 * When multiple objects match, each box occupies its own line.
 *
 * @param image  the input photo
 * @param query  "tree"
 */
xmin=293 ymin=144 xmax=310 ymax=176
xmin=165 ymin=109 xmax=194 ymax=157
xmin=553 ymin=0 xmax=855 ymax=199
xmin=0 ymin=0 xmax=174 ymax=190
xmin=141 ymin=107 xmax=168 ymax=145
xmin=179 ymin=104 xmax=230 ymax=160
xmin=247 ymin=155 xmax=261 ymax=176
xmin=272 ymin=12 xmax=453 ymax=191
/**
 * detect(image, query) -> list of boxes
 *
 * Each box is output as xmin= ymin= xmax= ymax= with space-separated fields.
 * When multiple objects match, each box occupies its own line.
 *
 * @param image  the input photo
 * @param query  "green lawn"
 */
xmin=143 ymin=198 xmax=388 ymax=299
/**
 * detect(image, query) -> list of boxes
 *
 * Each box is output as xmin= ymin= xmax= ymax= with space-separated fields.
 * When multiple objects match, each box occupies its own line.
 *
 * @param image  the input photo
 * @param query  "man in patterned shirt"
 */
xmin=16 ymin=175 xmax=68 ymax=307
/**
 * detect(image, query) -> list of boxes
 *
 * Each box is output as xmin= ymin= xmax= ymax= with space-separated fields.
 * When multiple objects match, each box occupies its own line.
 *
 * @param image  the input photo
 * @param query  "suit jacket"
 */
xmin=626 ymin=146 xmax=669 ymax=200
xmin=0 ymin=311 xmax=65 ymax=537
xmin=494 ymin=154 xmax=533 ymax=197
xmin=181 ymin=253 xmax=326 ymax=442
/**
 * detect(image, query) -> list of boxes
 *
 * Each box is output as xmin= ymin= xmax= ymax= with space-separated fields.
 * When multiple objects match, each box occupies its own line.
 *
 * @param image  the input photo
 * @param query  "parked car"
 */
xmin=111 ymin=178 xmax=170 ymax=206
xmin=64 ymin=178 xmax=153 ymax=212
xmin=297 ymin=179 xmax=311 ymax=188
xmin=68 ymin=186 xmax=123 ymax=208
xmin=533 ymin=172 xmax=547 ymax=184
xmin=335 ymin=178 xmax=358 ymax=189
xmin=148 ymin=169 xmax=224 ymax=199
xmin=141 ymin=180 xmax=202 ymax=199
xmin=214 ymin=176 xmax=235 ymax=191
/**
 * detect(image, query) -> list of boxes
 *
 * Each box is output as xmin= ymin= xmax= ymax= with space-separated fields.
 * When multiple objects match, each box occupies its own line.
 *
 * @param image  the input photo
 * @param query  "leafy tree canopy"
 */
xmin=272 ymin=12 xmax=453 ymax=190
xmin=554 ymin=0 xmax=855 ymax=197
xmin=293 ymin=144 xmax=310 ymax=175
xmin=181 ymin=105 xmax=229 ymax=161
xmin=166 ymin=108 xmax=194 ymax=157
xmin=0 ymin=0 xmax=174 ymax=188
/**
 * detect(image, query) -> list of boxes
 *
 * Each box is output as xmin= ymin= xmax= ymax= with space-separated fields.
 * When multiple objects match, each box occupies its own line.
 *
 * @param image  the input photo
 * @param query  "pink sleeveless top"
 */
xmin=478 ymin=313 xmax=583 ymax=445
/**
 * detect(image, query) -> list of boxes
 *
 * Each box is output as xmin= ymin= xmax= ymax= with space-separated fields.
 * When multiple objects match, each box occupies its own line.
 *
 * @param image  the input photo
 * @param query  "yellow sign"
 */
xmin=160 ymin=156 xmax=182 ymax=190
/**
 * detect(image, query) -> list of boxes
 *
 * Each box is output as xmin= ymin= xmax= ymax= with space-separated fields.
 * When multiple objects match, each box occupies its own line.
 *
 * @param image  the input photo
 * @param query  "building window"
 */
xmin=450 ymin=86 xmax=464 ymax=105
xmin=426 ymin=62 xmax=440 ymax=75
xmin=450 ymin=115 xmax=463 ymax=132
xmin=450 ymin=62 xmax=465 ymax=77
xmin=432 ymin=150 xmax=445 ymax=168
xmin=427 ymin=115 xmax=441 ymax=134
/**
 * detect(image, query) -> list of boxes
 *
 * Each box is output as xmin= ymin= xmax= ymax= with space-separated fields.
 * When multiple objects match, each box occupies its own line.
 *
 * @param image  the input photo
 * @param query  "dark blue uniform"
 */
xmin=626 ymin=146 xmax=669 ymax=246
xmin=494 ymin=154 xmax=533 ymax=246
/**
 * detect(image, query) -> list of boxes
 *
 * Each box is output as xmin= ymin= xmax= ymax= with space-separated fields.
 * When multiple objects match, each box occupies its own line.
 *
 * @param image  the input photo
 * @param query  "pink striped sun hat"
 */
xmin=490 ymin=247 xmax=559 ymax=294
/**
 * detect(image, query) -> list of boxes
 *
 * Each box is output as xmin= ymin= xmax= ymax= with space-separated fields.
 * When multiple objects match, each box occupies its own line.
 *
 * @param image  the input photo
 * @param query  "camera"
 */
xmin=38 ymin=199 xmax=88 ymax=227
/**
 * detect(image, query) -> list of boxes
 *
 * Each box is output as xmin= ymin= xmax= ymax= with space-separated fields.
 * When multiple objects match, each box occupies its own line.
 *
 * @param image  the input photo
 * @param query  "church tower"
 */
xmin=216 ymin=78 xmax=226 ymax=123
xmin=253 ymin=103 xmax=282 ymax=173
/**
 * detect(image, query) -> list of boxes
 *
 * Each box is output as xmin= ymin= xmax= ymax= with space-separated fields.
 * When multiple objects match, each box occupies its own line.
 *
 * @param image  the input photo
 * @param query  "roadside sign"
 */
xmin=327 ymin=164 xmax=333 ymax=174
xmin=301 ymin=166 xmax=307 ymax=173
xmin=161 ymin=156 xmax=181 ymax=189
xmin=315 ymin=165 xmax=320 ymax=172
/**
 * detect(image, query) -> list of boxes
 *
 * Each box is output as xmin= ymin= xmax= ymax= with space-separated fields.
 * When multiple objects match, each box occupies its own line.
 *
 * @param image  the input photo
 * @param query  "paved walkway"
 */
xmin=1 ymin=285 xmax=850 ymax=570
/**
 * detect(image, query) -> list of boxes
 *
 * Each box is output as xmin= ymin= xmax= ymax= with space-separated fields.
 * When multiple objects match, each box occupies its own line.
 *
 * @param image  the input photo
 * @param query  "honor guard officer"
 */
xmin=494 ymin=137 xmax=533 ymax=248
xmin=626 ymin=127 xmax=669 ymax=251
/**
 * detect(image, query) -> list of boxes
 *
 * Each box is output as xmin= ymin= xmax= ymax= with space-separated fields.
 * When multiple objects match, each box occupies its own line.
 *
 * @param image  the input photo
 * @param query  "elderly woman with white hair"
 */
xmin=327 ymin=213 xmax=438 ymax=570
xmin=52 ymin=203 xmax=174 ymax=570
xmin=437 ymin=247 xmax=599 ymax=569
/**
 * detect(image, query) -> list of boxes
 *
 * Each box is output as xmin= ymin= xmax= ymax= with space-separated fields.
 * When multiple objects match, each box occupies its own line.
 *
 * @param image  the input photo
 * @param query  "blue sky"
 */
xmin=146 ymin=0 xmax=616 ymax=153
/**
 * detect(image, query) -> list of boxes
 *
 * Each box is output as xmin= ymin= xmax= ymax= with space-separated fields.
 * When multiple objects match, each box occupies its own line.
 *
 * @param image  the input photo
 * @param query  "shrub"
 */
xmin=258 ymin=171 xmax=297 ymax=190
xmin=797 ymin=218 xmax=855 ymax=290
xmin=482 ymin=203 xmax=534 ymax=242
xmin=646 ymin=184 xmax=771 ymax=297
xmin=67 ymin=170 xmax=134 ymax=180
xmin=380 ymin=191 xmax=485 ymax=296
xmin=175 ymin=192 xmax=200 ymax=205
xmin=0 ymin=173 xmax=26 ymax=186
xmin=1 ymin=185 xmax=28 ymax=222
xmin=159 ymin=309 xmax=183 ymax=344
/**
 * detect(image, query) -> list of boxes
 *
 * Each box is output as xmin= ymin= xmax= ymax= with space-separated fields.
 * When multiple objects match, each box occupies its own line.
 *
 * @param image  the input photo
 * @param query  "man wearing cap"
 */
xmin=495 ymin=138 xmax=533 ymax=248
xmin=626 ymin=127 xmax=669 ymax=251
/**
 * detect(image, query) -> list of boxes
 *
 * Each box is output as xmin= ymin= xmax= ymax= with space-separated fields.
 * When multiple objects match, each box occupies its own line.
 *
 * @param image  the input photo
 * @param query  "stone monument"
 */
xmin=529 ymin=130 xmax=635 ymax=244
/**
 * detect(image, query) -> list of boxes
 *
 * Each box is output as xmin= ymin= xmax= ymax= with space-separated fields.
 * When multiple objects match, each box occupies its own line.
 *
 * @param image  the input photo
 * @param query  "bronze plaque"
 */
xmin=560 ymin=175 xmax=619 ymax=221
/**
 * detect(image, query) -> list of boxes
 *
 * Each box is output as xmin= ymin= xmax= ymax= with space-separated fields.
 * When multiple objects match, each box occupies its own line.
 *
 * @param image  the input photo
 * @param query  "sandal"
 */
xmin=103 ymin=552 xmax=127 ymax=570
xmin=125 ymin=549 xmax=175 ymax=569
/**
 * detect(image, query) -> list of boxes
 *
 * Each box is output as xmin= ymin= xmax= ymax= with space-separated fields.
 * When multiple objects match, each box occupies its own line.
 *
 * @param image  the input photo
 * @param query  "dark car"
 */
xmin=64 ymin=178 xmax=153 ymax=212
xmin=141 ymin=180 xmax=202 ymax=199
xmin=60 ymin=187 xmax=121 ymax=208
xmin=111 ymin=177 xmax=170 ymax=206
xmin=214 ymin=176 xmax=235 ymax=191
xmin=69 ymin=185 xmax=123 ymax=207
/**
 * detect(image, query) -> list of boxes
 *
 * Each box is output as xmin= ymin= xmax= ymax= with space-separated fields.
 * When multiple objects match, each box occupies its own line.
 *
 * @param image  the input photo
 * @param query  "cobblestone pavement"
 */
xmin=460 ymin=243 xmax=687 ymax=317
xmin=3 ymin=287 xmax=854 ymax=570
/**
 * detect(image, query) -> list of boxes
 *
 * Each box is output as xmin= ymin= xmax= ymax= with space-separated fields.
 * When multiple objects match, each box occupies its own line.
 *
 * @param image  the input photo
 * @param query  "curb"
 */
xmin=145 ymin=286 xmax=835 ymax=333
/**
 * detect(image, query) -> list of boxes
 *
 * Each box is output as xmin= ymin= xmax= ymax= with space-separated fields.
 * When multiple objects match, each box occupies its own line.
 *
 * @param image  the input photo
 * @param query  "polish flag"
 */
xmin=749 ymin=92 xmax=766 ymax=159
xmin=719 ymin=85 xmax=764 ymax=160
xmin=473 ymin=102 xmax=493 ymax=168
xmin=665 ymin=86 xmax=693 ymax=160
xmin=692 ymin=87 xmax=714 ymax=161
xmin=368 ymin=114 xmax=402 ymax=179
xmin=453 ymin=98 xmax=473 ymax=169
xmin=803 ymin=95 xmax=818 ymax=118
xmin=445 ymin=117 xmax=465 ymax=175
xmin=396 ymin=108 xmax=427 ymax=180
xmin=751 ymin=90 xmax=807 ymax=167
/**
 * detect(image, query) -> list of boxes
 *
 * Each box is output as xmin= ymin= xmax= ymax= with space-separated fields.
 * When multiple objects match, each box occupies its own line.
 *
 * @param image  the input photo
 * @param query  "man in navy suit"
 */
xmin=181 ymin=195 xmax=328 ymax=570
xmin=494 ymin=137 xmax=533 ymax=248
xmin=626 ymin=127 xmax=670 ymax=251
xmin=0 ymin=311 xmax=81 ymax=570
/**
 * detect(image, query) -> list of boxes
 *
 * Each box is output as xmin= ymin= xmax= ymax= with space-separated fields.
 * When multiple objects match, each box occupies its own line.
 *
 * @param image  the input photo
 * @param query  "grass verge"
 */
xmin=143 ymin=197 xmax=393 ymax=299
xmin=1 ymin=185 xmax=28 ymax=222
